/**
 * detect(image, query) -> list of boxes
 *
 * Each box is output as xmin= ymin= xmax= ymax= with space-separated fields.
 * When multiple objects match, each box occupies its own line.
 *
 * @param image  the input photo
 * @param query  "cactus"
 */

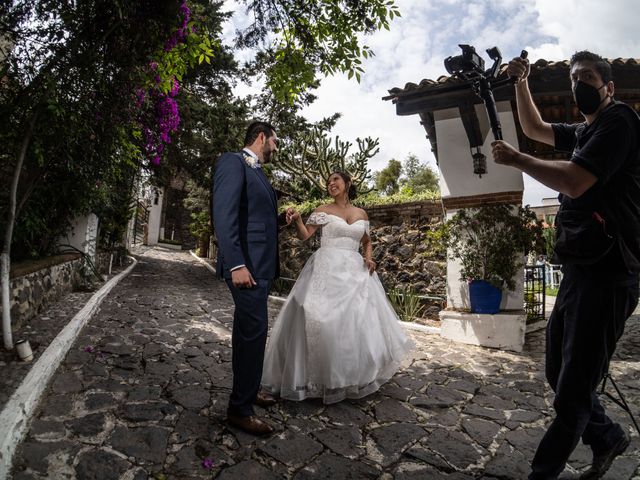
xmin=275 ymin=125 xmax=378 ymax=195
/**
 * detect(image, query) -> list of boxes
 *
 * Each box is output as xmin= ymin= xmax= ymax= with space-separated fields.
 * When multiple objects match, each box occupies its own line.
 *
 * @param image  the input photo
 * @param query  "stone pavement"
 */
xmin=0 ymin=291 xmax=96 ymax=412
xmin=8 ymin=248 xmax=640 ymax=479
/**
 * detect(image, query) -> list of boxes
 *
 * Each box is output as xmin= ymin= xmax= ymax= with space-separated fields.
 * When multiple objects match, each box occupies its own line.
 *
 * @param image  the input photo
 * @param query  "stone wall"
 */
xmin=1 ymin=250 xmax=125 ymax=330
xmin=365 ymin=200 xmax=443 ymax=226
xmin=278 ymin=201 xmax=447 ymax=319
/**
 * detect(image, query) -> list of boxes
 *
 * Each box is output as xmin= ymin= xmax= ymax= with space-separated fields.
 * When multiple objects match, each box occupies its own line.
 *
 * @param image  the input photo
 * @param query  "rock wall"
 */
xmin=1 ymin=251 xmax=125 ymax=330
xmin=278 ymin=201 xmax=447 ymax=319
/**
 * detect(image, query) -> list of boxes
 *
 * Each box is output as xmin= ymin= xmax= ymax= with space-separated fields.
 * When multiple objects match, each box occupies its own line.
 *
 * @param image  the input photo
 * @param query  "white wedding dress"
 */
xmin=262 ymin=211 xmax=413 ymax=404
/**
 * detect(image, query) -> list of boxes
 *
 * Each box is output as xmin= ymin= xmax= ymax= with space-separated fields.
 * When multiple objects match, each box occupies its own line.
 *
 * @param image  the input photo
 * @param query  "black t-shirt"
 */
xmin=552 ymin=101 xmax=640 ymax=283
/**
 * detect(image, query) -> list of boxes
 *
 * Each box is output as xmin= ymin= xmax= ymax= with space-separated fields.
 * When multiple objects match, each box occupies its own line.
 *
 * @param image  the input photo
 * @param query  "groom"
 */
xmin=213 ymin=121 xmax=285 ymax=435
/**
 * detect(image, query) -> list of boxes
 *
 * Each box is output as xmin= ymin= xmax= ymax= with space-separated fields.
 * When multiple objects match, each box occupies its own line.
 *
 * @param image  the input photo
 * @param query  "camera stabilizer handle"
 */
xmin=476 ymin=76 xmax=503 ymax=140
xmin=442 ymin=47 xmax=528 ymax=176
xmin=475 ymin=50 xmax=528 ymax=142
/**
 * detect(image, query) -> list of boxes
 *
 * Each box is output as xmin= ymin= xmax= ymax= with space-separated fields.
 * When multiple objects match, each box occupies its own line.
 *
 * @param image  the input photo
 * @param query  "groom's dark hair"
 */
xmin=244 ymin=121 xmax=276 ymax=146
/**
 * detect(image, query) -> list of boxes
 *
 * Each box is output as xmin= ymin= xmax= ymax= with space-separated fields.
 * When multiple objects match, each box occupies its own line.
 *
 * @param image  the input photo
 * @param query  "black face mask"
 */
xmin=573 ymin=80 xmax=607 ymax=115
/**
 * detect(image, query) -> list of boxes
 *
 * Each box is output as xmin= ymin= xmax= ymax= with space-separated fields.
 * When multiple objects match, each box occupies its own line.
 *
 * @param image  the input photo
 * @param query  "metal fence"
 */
xmin=524 ymin=264 xmax=546 ymax=323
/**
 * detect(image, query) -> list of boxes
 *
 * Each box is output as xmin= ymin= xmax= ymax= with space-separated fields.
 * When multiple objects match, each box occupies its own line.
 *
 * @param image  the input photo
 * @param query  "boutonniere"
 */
xmin=243 ymin=154 xmax=260 ymax=169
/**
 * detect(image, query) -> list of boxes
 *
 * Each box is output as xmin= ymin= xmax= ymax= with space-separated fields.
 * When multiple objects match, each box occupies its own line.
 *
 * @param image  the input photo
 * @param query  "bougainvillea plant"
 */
xmin=137 ymin=1 xmax=214 ymax=166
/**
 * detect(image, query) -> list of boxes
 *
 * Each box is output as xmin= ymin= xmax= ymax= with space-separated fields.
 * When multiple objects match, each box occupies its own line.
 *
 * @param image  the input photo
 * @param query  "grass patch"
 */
xmin=545 ymin=286 xmax=558 ymax=297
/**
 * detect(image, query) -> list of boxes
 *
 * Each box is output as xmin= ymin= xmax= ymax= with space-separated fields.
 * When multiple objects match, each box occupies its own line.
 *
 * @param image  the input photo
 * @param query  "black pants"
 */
xmin=529 ymin=266 xmax=638 ymax=479
xmin=225 ymin=278 xmax=272 ymax=417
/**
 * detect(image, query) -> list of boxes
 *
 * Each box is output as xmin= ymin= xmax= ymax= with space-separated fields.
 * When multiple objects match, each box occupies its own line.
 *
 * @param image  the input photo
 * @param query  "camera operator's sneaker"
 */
xmin=579 ymin=431 xmax=630 ymax=479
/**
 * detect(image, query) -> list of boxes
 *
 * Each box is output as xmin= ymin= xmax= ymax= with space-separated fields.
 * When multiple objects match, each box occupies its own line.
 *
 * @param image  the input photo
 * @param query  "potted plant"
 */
xmin=445 ymin=204 xmax=543 ymax=314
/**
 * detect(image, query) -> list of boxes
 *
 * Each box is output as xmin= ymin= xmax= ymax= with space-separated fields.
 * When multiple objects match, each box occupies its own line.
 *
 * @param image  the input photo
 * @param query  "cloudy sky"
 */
xmin=223 ymin=0 xmax=640 ymax=205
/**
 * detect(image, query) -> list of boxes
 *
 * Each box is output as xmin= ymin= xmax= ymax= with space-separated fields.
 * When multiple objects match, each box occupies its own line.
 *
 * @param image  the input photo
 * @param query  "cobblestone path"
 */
xmin=10 ymin=248 xmax=640 ymax=479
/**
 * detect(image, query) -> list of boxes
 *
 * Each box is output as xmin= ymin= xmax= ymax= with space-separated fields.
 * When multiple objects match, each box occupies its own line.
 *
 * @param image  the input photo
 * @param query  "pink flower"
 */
xmin=201 ymin=458 xmax=214 ymax=470
xmin=170 ymin=80 xmax=180 ymax=97
xmin=139 ymin=2 xmax=189 ymax=167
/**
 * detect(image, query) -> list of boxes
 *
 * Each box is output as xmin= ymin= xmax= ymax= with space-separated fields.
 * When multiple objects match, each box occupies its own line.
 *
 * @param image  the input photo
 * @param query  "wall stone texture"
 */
xmin=1 ymin=250 xmax=126 ymax=330
xmin=278 ymin=201 xmax=447 ymax=320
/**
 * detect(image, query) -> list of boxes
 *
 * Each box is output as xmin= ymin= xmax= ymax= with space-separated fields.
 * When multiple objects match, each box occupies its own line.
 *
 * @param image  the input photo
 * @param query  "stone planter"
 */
xmin=439 ymin=310 xmax=527 ymax=352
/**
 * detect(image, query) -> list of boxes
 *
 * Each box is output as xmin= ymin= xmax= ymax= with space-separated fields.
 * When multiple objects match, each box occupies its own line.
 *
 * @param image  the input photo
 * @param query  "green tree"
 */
xmin=238 ymin=0 xmax=401 ymax=103
xmin=0 ymin=0 xmax=403 ymax=350
xmin=0 ymin=0 xmax=209 ymax=349
xmin=400 ymin=153 xmax=439 ymax=194
xmin=183 ymin=180 xmax=211 ymax=257
xmin=274 ymin=124 xmax=378 ymax=200
xmin=374 ymin=159 xmax=402 ymax=195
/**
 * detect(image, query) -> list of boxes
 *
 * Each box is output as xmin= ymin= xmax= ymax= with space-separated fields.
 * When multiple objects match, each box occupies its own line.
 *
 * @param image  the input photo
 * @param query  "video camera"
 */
xmin=445 ymin=45 xmax=483 ymax=77
xmin=443 ymin=45 xmax=527 ymax=176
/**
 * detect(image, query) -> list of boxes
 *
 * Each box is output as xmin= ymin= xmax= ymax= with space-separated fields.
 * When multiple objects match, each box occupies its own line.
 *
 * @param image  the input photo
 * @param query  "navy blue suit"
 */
xmin=213 ymin=151 xmax=279 ymax=417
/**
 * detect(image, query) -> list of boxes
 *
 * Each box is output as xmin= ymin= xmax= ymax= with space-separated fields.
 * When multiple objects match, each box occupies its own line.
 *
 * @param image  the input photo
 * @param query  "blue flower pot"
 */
xmin=469 ymin=280 xmax=502 ymax=314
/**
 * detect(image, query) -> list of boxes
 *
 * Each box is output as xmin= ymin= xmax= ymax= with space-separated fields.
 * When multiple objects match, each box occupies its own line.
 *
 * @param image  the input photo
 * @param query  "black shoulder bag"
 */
xmin=551 ymin=209 xmax=616 ymax=265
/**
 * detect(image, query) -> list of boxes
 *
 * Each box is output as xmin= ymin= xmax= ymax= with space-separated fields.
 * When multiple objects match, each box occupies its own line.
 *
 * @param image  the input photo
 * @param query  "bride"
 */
xmin=262 ymin=171 xmax=413 ymax=404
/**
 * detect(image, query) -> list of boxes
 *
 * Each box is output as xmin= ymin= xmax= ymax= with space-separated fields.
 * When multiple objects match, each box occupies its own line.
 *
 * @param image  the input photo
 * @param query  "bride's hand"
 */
xmin=285 ymin=207 xmax=300 ymax=224
xmin=364 ymin=258 xmax=376 ymax=275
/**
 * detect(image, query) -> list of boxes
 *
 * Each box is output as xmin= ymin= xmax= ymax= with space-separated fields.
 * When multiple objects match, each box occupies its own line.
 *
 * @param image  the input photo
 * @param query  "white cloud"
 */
xmin=223 ymin=0 xmax=639 ymax=205
xmin=533 ymin=0 xmax=640 ymax=59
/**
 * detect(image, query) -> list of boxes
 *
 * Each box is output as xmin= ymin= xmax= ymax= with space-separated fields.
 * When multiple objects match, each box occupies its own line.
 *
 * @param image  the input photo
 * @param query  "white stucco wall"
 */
xmin=59 ymin=213 xmax=99 ymax=263
xmin=146 ymin=189 xmax=164 ymax=245
xmin=435 ymin=101 xmax=524 ymax=198
xmin=433 ymin=101 xmax=525 ymax=312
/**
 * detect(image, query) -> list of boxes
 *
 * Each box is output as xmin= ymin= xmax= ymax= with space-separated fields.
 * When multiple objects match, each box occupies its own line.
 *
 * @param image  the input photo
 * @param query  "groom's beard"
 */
xmin=263 ymin=146 xmax=274 ymax=164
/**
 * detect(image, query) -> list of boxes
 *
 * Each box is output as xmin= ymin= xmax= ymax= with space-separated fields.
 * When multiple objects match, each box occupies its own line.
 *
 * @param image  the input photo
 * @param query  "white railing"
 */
xmin=544 ymin=261 xmax=563 ymax=289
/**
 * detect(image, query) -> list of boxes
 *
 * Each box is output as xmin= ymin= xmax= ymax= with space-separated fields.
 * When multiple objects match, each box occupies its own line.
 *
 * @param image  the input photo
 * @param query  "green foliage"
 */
xmin=93 ymin=177 xmax=137 ymax=250
xmin=1 ymin=0 xmax=405 ymax=263
xmin=387 ymin=287 xmax=424 ymax=322
xmin=151 ymin=24 xmax=217 ymax=95
xmin=355 ymin=189 xmax=439 ymax=207
xmin=241 ymin=0 xmax=402 ymax=103
xmin=422 ymin=223 xmax=449 ymax=260
xmin=280 ymin=198 xmax=329 ymax=216
xmin=188 ymin=211 xmax=210 ymax=240
xmin=374 ymin=159 xmax=402 ymax=195
xmin=280 ymin=189 xmax=440 ymax=215
xmin=274 ymin=124 xmax=378 ymax=200
xmin=542 ymin=216 xmax=556 ymax=258
xmin=1 ymin=1 xmax=195 ymax=260
xmin=183 ymin=180 xmax=211 ymax=240
xmin=523 ymin=288 xmax=544 ymax=321
xmin=400 ymin=154 xmax=439 ymax=194
xmin=445 ymin=204 xmax=544 ymax=291
xmin=545 ymin=286 xmax=559 ymax=297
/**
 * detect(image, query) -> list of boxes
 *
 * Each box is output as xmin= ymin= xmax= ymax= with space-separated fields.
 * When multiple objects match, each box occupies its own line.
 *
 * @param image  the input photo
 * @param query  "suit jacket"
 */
xmin=212 ymin=151 xmax=280 ymax=280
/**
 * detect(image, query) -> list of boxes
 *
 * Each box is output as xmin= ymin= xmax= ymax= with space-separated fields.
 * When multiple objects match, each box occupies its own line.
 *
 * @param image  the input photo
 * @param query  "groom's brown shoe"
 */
xmin=254 ymin=391 xmax=277 ymax=407
xmin=227 ymin=412 xmax=275 ymax=436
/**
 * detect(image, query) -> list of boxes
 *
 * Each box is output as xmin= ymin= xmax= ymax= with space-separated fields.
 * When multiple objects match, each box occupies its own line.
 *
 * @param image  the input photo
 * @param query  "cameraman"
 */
xmin=492 ymin=51 xmax=640 ymax=479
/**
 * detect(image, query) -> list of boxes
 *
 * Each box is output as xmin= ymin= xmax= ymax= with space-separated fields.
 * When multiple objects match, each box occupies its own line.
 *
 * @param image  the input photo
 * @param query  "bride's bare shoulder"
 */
xmin=353 ymin=207 xmax=368 ymax=220
xmin=314 ymin=204 xmax=333 ymax=214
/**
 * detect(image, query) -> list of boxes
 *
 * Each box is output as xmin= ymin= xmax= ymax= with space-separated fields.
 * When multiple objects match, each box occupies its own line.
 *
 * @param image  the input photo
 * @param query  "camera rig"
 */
xmin=443 ymin=45 xmax=527 ymax=176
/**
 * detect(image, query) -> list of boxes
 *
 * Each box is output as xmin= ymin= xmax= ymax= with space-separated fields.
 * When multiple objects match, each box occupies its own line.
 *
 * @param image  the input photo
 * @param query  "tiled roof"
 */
xmin=384 ymin=58 xmax=640 ymax=101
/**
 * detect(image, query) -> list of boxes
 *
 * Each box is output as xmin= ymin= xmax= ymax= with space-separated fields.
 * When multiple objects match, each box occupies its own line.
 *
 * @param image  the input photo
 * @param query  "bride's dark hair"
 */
xmin=329 ymin=171 xmax=357 ymax=200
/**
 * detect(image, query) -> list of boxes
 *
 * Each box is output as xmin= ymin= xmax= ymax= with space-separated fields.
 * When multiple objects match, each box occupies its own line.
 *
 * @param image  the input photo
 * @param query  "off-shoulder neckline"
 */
xmin=322 ymin=213 xmax=368 ymax=226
